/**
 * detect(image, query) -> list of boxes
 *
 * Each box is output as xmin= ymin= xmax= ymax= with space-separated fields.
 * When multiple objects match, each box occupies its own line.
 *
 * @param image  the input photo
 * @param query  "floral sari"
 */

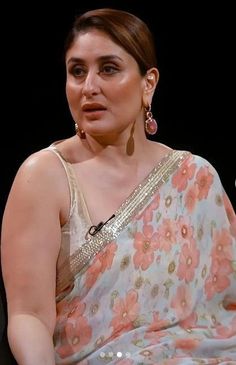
xmin=49 ymin=147 xmax=236 ymax=365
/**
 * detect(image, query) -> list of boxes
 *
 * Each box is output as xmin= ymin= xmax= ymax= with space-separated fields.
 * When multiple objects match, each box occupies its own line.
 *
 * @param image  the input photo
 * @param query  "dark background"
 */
xmin=1 ymin=1 xmax=235 ymax=363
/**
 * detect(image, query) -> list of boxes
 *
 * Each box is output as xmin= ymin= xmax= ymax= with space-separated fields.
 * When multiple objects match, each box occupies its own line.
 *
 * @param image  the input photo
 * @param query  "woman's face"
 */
xmin=65 ymin=29 xmax=147 ymax=138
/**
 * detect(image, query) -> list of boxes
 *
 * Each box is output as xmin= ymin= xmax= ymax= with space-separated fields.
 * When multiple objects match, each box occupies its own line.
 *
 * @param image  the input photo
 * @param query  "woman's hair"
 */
xmin=65 ymin=8 xmax=157 ymax=76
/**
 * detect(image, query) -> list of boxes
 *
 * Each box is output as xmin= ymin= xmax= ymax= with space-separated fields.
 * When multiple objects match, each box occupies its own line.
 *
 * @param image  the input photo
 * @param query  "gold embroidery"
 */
xmin=120 ymin=255 xmax=131 ymax=270
xmin=135 ymin=276 xmax=144 ymax=289
xmin=168 ymin=261 xmax=176 ymax=274
xmin=151 ymin=284 xmax=159 ymax=298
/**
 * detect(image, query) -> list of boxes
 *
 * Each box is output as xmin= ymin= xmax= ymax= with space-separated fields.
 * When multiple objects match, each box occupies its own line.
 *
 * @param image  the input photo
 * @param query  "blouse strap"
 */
xmin=44 ymin=145 xmax=78 ymax=218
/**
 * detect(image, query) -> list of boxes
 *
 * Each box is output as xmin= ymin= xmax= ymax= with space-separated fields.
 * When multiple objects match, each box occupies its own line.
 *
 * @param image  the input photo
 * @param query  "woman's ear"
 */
xmin=145 ymin=68 xmax=159 ymax=92
xmin=142 ymin=67 xmax=159 ymax=106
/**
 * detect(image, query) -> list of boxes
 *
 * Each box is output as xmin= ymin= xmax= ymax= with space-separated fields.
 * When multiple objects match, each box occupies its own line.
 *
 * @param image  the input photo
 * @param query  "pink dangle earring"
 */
xmin=144 ymin=104 xmax=158 ymax=135
xmin=75 ymin=122 xmax=86 ymax=139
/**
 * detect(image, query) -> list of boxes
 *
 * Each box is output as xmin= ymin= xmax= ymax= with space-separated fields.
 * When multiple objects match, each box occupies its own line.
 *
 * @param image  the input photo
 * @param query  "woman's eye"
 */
xmin=70 ymin=66 xmax=86 ymax=77
xmin=101 ymin=65 xmax=118 ymax=74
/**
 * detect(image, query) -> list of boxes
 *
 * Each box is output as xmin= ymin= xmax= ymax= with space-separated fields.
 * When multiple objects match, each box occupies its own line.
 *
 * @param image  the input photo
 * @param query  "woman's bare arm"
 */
xmin=1 ymin=151 xmax=69 ymax=365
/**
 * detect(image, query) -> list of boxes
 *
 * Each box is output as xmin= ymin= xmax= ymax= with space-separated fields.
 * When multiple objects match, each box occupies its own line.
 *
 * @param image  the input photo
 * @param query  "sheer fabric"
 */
xmin=47 ymin=147 xmax=236 ymax=364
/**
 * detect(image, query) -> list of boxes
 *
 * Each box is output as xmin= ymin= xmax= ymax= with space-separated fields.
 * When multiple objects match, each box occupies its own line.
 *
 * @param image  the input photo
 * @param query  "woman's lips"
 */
xmin=83 ymin=109 xmax=106 ymax=119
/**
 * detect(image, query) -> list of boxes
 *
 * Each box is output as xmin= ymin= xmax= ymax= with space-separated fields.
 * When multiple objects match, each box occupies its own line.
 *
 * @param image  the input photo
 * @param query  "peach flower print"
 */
xmin=177 ymin=238 xmax=200 ymax=283
xmin=133 ymin=224 xmax=159 ymax=270
xmin=225 ymin=302 xmax=236 ymax=310
xmin=215 ymin=316 xmax=236 ymax=338
xmin=137 ymin=192 xmax=160 ymax=224
xmin=57 ymin=297 xmax=85 ymax=324
xmin=157 ymin=218 xmax=177 ymax=252
xmin=110 ymin=289 xmax=140 ymax=336
xmin=144 ymin=311 xmax=169 ymax=345
xmin=195 ymin=166 xmax=214 ymax=200
xmin=179 ymin=311 xmax=198 ymax=330
xmin=184 ymin=184 xmax=199 ymax=213
xmin=177 ymin=216 xmax=194 ymax=241
xmin=56 ymin=316 xmax=92 ymax=358
xmin=171 ymin=285 xmax=193 ymax=319
xmin=147 ymin=311 xmax=169 ymax=331
xmin=212 ymin=228 xmax=233 ymax=263
xmin=205 ymin=258 xmax=233 ymax=300
xmin=85 ymin=258 xmax=102 ymax=289
xmin=223 ymin=192 xmax=236 ymax=238
xmin=172 ymin=156 xmax=197 ymax=192
xmin=175 ymin=338 xmax=200 ymax=351
xmin=98 ymin=241 xmax=117 ymax=273
xmin=85 ymin=242 xmax=117 ymax=288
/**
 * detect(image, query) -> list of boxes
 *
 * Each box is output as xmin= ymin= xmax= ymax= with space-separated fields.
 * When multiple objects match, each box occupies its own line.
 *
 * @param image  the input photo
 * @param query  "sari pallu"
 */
xmin=48 ymin=147 xmax=236 ymax=364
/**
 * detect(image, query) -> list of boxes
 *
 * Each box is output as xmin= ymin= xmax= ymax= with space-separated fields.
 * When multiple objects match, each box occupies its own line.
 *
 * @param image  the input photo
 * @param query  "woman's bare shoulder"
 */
xmin=11 ymin=146 xmax=72 ymax=207
xmin=17 ymin=148 xmax=65 ymax=179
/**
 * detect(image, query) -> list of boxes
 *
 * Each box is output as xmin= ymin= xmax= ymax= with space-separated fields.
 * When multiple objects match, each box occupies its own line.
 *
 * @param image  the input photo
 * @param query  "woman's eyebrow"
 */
xmin=67 ymin=54 xmax=123 ymax=65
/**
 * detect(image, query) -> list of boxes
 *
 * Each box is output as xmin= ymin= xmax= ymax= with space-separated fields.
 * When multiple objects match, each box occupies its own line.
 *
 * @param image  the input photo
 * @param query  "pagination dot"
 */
xmin=99 ymin=351 xmax=105 ymax=358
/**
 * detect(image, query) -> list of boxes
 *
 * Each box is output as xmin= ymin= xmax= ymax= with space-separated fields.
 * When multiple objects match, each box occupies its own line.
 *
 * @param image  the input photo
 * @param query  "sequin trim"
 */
xmin=56 ymin=150 xmax=190 ymax=296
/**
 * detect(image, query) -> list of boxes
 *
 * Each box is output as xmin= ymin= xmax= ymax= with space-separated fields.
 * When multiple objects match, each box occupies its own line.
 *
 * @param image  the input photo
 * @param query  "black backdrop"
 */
xmin=1 ymin=1 xmax=235 ymax=363
xmin=1 ymin=1 xmax=236 ymax=209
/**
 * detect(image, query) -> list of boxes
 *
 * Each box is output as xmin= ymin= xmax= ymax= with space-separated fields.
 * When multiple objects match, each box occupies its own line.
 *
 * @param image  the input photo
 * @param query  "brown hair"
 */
xmin=65 ymin=8 xmax=157 ymax=76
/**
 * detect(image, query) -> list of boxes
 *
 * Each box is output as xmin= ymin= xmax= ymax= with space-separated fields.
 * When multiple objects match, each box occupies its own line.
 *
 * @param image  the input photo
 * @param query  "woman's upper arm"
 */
xmin=1 ymin=151 xmax=68 ymax=335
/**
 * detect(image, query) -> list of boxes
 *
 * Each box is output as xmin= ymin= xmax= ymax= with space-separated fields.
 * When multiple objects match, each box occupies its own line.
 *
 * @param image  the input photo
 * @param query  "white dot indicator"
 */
xmin=125 ymin=352 xmax=131 ymax=358
xmin=100 ymin=352 xmax=105 ymax=358
xmin=108 ymin=351 xmax=113 ymax=357
xmin=117 ymin=351 xmax=122 ymax=358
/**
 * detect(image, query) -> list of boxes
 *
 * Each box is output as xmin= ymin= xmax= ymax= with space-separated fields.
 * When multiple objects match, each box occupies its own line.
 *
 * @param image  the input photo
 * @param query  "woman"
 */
xmin=1 ymin=8 xmax=236 ymax=365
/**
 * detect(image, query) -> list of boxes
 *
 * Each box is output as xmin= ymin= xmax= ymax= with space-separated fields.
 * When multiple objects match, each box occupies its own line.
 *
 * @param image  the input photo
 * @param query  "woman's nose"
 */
xmin=82 ymin=71 xmax=100 ymax=97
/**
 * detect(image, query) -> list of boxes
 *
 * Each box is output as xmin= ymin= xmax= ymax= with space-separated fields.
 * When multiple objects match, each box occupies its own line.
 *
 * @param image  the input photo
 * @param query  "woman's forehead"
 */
xmin=66 ymin=30 xmax=132 ymax=63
